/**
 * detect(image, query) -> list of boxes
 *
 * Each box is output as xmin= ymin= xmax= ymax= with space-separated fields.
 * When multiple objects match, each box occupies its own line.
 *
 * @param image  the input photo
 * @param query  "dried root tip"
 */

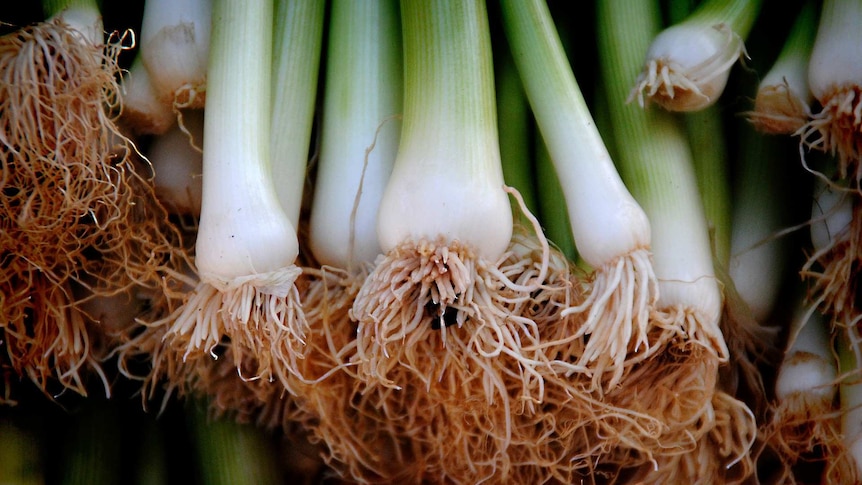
xmin=748 ymin=82 xmax=811 ymax=135
xmin=800 ymin=87 xmax=862 ymax=189
xmin=562 ymin=248 xmax=660 ymax=389
xmin=162 ymin=265 xmax=307 ymax=387
xmin=629 ymin=24 xmax=745 ymax=112
xmin=767 ymin=392 xmax=842 ymax=467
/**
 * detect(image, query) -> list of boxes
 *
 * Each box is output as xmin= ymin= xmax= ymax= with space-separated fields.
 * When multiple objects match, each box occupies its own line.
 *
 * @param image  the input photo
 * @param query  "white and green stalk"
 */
xmin=500 ymin=0 xmax=657 ymax=387
xmin=729 ymin=129 xmax=788 ymax=322
xmin=802 ymin=0 xmax=862 ymax=187
xmin=351 ymin=0 xmax=555 ymax=402
xmin=496 ymin=38 xmax=539 ymax=224
xmin=630 ymin=0 xmax=761 ymax=111
xmin=148 ymin=109 xmax=204 ymax=216
xmin=270 ymin=0 xmax=325 ymax=226
xmin=167 ymin=0 xmax=304 ymax=383
xmin=43 ymin=0 xmax=103 ymax=46
xmin=748 ymin=1 xmax=816 ymax=135
xmin=374 ymin=1 xmax=511 ymax=259
xmin=598 ymin=0 xmax=728 ymax=360
xmin=309 ymin=0 xmax=401 ymax=270
xmin=138 ymin=0 xmax=211 ymax=109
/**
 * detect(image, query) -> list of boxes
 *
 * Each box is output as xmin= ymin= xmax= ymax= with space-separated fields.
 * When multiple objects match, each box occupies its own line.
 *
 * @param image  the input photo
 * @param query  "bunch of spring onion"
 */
xmin=0 ymin=0 xmax=190 ymax=399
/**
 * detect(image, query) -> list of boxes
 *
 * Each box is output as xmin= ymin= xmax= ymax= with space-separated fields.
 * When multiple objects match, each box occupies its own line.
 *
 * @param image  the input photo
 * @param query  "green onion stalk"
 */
xmin=500 ymin=0 xmax=660 ymax=392
xmin=347 ymin=0 xmax=558 ymax=481
xmin=282 ymin=0 xmax=405 ymax=479
xmin=142 ymin=0 xmax=317 ymax=400
xmin=0 ymin=0 xmax=190 ymax=399
xmin=596 ymin=0 xmax=757 ymax=478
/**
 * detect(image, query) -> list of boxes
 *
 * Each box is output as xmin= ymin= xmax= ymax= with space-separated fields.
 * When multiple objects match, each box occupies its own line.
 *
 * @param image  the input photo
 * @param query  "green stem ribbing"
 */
xmin=598 ymin=0 xmax=721 ymax=320
xmin=189 ymin=405 xmax=281 ymax=485
xmin=398 ymin=0 xmax=500 ymax=181
xmin=270 ymin=0 xmax=325 ymax=225
xmin=496 ymin=41 xmax=538 ymax=222
xmin=685 ymin=0 xmax=762 ymax=36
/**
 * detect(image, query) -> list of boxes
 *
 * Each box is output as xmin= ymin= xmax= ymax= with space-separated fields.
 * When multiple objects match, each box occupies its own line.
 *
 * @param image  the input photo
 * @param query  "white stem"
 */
xmin=196 ymin=0 xmax=298 ymax=283
xmin=149 ymin=109 xmax=204 ymax=216
xmin=309 ymin=0 xmax=401 ymax=269
xmin=139 ymin=0 xmax=211 ymax=108
xmin=808 ymin=0 xmax=862 ymax=101
xmin=270 ymin=0 xmax=325 ymax=225
xmin=121 ymin=55 xmax=176 ymax=135
xmin=377 ymin=0 xmax=512 ymax=260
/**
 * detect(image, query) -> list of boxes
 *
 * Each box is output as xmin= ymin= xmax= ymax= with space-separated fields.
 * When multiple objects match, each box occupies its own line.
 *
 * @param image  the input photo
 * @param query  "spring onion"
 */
xmin=769 ymin=304 xmax=841 ymax=475
xmin=163 ymin=0 xmax=305 ymax=385
xmin=802 ymin=0 xmax=862 ymax=187
xmin=630 ymin=0 xmax=761 ymax=112
xmin=352 ymin=0 xmax=532 ymax=390
xmin=308 ymin=0 xmax=401 ymax=270
xmin=596 ymin=0 xmax=756 ymax=472
xmin=748 ymin=1 xmax=816 ymax=135
xmin=138 ymin=0 xmax=210 ymax=110
xmin=599 ymin=0 xmax=728 ymax=365
xmin=501 ymin=0 xmax=657 ymax=389
xmin=349 ymin=1 xmax=556 ymax=480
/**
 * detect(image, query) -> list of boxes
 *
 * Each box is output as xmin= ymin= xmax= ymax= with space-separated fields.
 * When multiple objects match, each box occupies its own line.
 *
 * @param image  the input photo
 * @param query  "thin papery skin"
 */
xmin=630 ymin=23 xmax=743 ymax=111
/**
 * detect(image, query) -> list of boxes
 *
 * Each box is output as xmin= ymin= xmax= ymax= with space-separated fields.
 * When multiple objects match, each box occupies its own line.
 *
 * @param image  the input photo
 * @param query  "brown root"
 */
xmin=1 ymin=268 xmax=109 ymax=398
xmin=628 ymin=391 xmax=758 ymax=484
xmin=351 ymin=237 xmax=550 ymax=406
xmin=560 ymin=247 xmax=661 ymax=389
xmin=149 ymin=264 xmax=307 ymax=391
xmin=748 ymin=82 xmax=811 ymax=135
xmin=799 ymin=88 xmax=862 ymax=189
xmin=801 ymin=197 xmax=862 ymax=327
